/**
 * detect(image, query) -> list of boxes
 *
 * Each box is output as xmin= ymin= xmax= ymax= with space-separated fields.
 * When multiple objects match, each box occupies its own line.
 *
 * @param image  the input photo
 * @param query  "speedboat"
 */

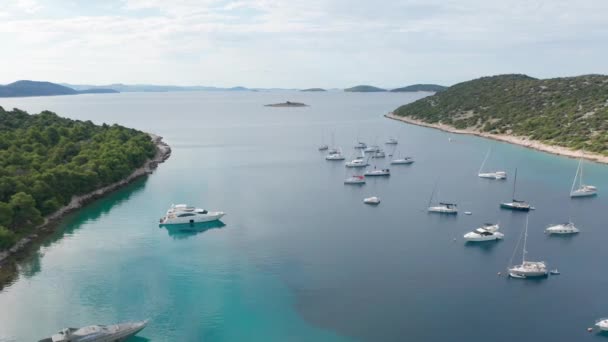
xmin=318 ymin=144 xmax=329 ymax=151
xmin=385 ymin=138 xmax=398 ymax=145
xmin=428 ymin=202 xmax=458 ymax=214
xmin=390 ymin=157 xmax=414 ymax=165
xmin=478 ymin=171 xmax=507 ymax=180
xmin=160 ymin=204 xmax=225 ymax=225
xmin=39 ymin=320 xmax=148 ymax=342
xmin=371 ymin=150 xmax=385 ymax=158
xmin=325 ymin=151 xmax=345 ymax=160
xmin=364 ymin=168 xmax=390 ymax=177
xmin=571 ymin=185 xmax=597 ymax=197
xmin=545 ymin=222 xmax=579 ymax=234
xmin=464 ymin=223 xmax=504 ymax=241
xmin=344 ymin=175 xmax=365 ymax=185
xmin=363 ymin=196 xmax=380 ymax=205
xmin=354 ymin=142 xmax=367 ymax=149
xmin=596 ymin=318 xmax=608 ymax=331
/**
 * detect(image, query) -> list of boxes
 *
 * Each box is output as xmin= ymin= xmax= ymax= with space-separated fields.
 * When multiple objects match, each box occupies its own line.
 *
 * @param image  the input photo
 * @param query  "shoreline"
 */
xmin=385 ymin=113 xmax=608 ymax=164
xmin=0 ymin=134 xmax=171 ymax=279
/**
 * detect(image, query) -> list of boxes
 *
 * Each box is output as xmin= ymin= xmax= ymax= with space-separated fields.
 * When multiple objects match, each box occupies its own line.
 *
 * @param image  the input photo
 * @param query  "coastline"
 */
xmin=385 ymin=113 xmax=608 ymax=164
xmin=0 ymin=134 xmax=171 ymax=274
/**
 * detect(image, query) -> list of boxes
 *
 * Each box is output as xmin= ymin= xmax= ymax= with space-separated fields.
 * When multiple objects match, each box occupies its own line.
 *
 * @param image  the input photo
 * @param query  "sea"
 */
xmin=0 ymin=91 xmax=607 ymax=341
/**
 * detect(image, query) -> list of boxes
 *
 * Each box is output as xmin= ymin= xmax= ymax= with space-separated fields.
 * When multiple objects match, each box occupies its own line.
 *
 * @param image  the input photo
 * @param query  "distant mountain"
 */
xmin=63 ymin=83 xmax=254 ymax=92
xmin=301 ymin=88 xmax=326 ymax=92
xmin=344 ymin=85 xmax=387 ymax=92
xmin=390 ymin=84 xmax=447 ymax=92
xmin=0 ymin=80 xmax=117 ymax=97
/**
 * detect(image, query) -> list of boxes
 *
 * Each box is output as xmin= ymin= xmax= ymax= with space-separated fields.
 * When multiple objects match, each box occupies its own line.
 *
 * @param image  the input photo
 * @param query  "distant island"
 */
xmin=389 ymin=74 xmax=608 ymax=162
xmin=265 ymin=101 xmax=308 ymax=107
xmin=344 ymin=85 xmax=387 ymax=92
xmin=0 ymin=80 xmax=117 ymax=98
xmin=301 ymin=88 xmax=326 ymax=92
xmin=390 ymin=84 xmax=447 ymax=92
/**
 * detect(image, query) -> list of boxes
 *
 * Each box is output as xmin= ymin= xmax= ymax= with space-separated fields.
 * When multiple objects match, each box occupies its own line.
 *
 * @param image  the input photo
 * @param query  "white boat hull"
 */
xmin=363 ymin=197 xmax=380 ymax=204
xmin=545 ymin=223 xmax=579 ymax=234
xmin=478 ymin=171 xmax=507 ymax=180
xmin=596 ymin=319 xmax=608 ymax=331
xmin=508 ymin=262 xmax=548 ymax=278
xmin=391 ymin=159 xmax=414 ymax=165
xmin=570 ymin=189 xmax=597 ymax=197
xmin=464 ymin=231 xmax=504 ymax=241
xmin=161 ymin=212 xmax=225 ymax=225
xmin=428 ymin=207 xmax=458 ymax=214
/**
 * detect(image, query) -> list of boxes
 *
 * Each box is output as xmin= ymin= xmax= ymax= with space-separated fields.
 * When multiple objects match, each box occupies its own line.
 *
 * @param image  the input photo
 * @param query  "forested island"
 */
xmin=0 ymin=81 xmax=117 ymax=97
xmin=390 ymin=84 xmax=447 ymax=92
xmin=390 ymin=74 xmax=608 ymax=159
xmin=301 ymin=88 xmax=326 ymax=92
xmin=344 ymin=85 xmax=387 ymax=92
xmin=0 ymin=107 xmax=168 ymax=252
xmin=265 ymin=101 xmax=308 ymax=107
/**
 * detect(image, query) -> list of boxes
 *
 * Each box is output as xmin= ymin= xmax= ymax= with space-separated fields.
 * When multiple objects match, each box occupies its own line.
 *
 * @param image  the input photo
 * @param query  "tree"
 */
xmin=0 ymin=201 xmax=12 ymax=227
xmin=9 ymin=192 xmax=43 ymax=229
xmin=0 ymin=225 xmax=16 ymax=250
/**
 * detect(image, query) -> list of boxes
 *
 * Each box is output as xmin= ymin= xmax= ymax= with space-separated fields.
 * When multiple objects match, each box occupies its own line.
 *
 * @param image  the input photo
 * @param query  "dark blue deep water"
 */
xmin=0 ymin=91 xmax=607 ymax=341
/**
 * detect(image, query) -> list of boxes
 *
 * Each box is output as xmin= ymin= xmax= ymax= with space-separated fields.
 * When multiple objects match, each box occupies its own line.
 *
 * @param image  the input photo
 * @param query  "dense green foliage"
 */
xmin=390 ymin=84 xmax=447 ymax=92
xmin=344 ymin=85 xmax=387 ymax=92
xmin=394 ymin=74 xmax=608 ymax=154
xmin=0 ymin=80 xmax=117 ymax=97
xmin=0 ymin=106 xmax=156 ymax=249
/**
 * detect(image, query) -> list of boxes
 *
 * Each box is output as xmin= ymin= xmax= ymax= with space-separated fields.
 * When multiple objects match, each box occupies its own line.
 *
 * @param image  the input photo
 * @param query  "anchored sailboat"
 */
xmin=500 ymin=168 xmax=531 ymax=211
xmin=570 ymin=158 xmax=597 ymax=197
xmin=508 ymin=214 xmax=548 ymax=278
xmin=427 ymin=181 xmax=458 ymax=214
xmin=478 ymin=147 xmax=506 ymax=180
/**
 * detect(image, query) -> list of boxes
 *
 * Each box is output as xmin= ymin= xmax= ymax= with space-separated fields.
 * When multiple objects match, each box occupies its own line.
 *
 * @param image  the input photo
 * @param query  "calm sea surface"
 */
xmin=1 ymin=91 xmax=607 ymax=341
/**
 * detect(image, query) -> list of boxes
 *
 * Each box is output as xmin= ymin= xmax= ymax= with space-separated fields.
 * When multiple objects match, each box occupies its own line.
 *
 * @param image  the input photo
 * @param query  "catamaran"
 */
xmin=427 ymin=181 xmax=458 ymax=214
xmin=570 ymin=158 xmax=597 ymax=197
xmin=464 ymin=223 xmax=504 ymax=241
xmin=478 ymin=147 xmax=506 ymax=179
xmin=508 ymin=214 xmax=548 ymax=279
xmin=500 ymin=168 xmax=531 ymax=211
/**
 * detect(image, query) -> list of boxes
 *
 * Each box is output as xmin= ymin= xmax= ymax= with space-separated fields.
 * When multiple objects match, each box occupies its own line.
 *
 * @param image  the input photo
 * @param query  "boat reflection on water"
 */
xmin=160 ymin=220 xmax=226 ymax=239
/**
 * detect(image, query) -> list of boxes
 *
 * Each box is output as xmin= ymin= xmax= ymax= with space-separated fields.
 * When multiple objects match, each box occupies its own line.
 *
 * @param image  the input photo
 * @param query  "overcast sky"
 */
xmin=1 ymin=0 xmax=607 ymax=88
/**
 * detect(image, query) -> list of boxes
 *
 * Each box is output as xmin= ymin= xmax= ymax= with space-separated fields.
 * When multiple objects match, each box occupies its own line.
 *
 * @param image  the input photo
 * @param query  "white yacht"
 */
xmin=345 ymin=151 xmax=368 ymax=168
xmin=325 ymin=149 xmax=345 ymax=160
xmin=363 ymin=196 xmax=380 ymax=205
xmin=354 ymin=141 xmax=367 ymax=149
xmin=391 ymin=156 xmax=414 ymax=165
xmin=364 ymin=168 xmax=390 ymax=177
xmin=160 ymin=204 xmax=225 ymax=225
xmin=464 ymin=223 xmax=504 ymax=241
xmin=385 ymin=137 xmax=398 ymax=145
xmin=508 ymin=215 xmax=548 ymax=279
xmin=39 ymin=320 xmax=148 ymax=342
xmin=570 ymin=158 xmax=597 ymax=197
xmin=371 ymin=150 xmax=386 ymax=158
xmin=478 ymin=147 xmax=506 ymax=180
xmin=428 ymin=203 xmax=458 ymax=214
xmin=344 ymin=175 xmax=366 ymax=185
xmin=363 ymin=145 xmax=380 ymax=153
xmin=545 ymin=222 xmax=579 ymax=235
xmin=596 ymin=318 xmax=608 ymax=331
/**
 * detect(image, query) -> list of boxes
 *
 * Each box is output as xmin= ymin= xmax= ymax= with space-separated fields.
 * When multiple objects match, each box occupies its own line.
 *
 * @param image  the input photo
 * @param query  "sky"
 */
xmin=1 ymin=0 xmax=608 ymax=88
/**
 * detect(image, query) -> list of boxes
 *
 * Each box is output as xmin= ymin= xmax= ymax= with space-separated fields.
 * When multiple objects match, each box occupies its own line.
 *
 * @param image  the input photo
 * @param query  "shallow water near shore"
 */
xmin=1 ymin=91 xmax=608 ymax=341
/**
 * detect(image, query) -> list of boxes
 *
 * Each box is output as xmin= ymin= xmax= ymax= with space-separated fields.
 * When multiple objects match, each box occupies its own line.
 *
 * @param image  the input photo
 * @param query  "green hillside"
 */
xmin=390 ymin=84 xmax=447 ymax=92
xmin=393 ymin=74 xmax=608 ymax=154
xmin=0 ymin=80 xmax=117 ymax=97
xmin=344 ymin=85 xmax=386 ymax=92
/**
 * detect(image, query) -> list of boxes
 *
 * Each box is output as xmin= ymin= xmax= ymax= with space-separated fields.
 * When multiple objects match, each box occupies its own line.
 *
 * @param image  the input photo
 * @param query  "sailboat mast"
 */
xmin=479 ymin=147 xmax=491 ymax=174
xmin=579 ymin=158 xmax=584 ymax=188
xmin=512 ymin=168 xmax=518 ymax=200
xmin=428 ymin=180 xmax=438 ymax=208
xmin=571 ymin=159 xmax=581 ymax=194
xmin=522 ymin=214 xmax=529 ymax=264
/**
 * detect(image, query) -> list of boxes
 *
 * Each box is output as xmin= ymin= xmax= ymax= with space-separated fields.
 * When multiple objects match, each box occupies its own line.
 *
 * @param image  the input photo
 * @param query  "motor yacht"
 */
xmin=464 ymin=223 xmax=504 ymax=241
xmin=545 ymin=222 xmax=579 ymax=234
xmin=596 ymin=318 xmax=608 ymax=331
xmin=160 ymin=204 xmax=225 ymax=225
xmin=344 ymin=175 xmax=366 ymax=185
xmin=363 ymin=196 xmax=380 ymax=205
xmin=39 ymin=320 xmax=148 ymax=342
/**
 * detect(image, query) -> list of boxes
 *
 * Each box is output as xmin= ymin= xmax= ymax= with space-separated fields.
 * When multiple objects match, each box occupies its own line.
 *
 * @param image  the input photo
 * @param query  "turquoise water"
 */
xmin=1 ymin=91 xmax=608 ymax=341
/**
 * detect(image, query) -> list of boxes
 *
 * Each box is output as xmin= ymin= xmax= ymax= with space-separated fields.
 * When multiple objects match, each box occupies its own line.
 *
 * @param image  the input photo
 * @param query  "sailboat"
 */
xmin=427 ymin=181 xmax=458 ymax=214
xmin=478 ymin=147 xmax=506 ymax=180
xmin=500 ymin=168 xmax=531 ymax=211
xmin=508 ymin=214 xmax=548 ymax=278
xmin=318 ymin=131 xmax=328 ymax=151
xmin=345 ymin=150 xmax=369 ymax=168
xmin=570 ymin=158 xmax=597 ymax=197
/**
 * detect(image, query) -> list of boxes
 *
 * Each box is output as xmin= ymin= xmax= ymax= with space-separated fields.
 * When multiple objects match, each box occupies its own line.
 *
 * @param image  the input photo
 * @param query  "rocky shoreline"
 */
xmin=385 ymin=113 xmax=608 ymax=164
xmin=0 ymin=134 xmax=171 ymax=270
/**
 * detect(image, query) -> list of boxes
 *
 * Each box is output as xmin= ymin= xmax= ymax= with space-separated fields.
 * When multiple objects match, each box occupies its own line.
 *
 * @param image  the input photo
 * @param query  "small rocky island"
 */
xmin=300 ymin=88 xmax=326 ymax=92
xmin=264 ymin=101 xmax=308 ymax=107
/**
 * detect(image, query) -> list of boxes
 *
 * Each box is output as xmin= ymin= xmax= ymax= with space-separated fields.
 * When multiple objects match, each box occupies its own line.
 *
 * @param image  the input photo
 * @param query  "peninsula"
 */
xmin=389 ymin=74 xmax=608 ymax=163
xmin=265 ymin=101 xmax=308 ymax=107
xmin=300 ymin=88 xmax=326 ymax=92
xmin=390 ymin=84 xmax=447 ymax=92
xmin=344 ymin=85 xmax=387 ymax=92
xmin=0 ymin=80 xmax=118 ymax=97
xmin=0 ymin=107 xmax=171 ymax=277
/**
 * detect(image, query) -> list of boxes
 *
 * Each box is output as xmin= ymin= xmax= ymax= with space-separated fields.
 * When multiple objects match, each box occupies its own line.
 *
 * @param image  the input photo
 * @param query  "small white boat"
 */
xmin=160 ymin=204 xmax=225 ymax=225
xmin=385 ymin=137 xmax=398 ymax=145
xmin=326 ymin=149 xmax=345 ymax=160
xmin=545 ymin=222 xmax=579 ymax=235
xmin=570 ymin=158 xmax=597 ymax=197
xmin=464 ymin=211 xmax=472 ymax=215
xmin=390 ymin=157 xmax=414 ymax=165
xmin=550 ymin=269 xmax=560 ymax=275
xmin=508 ymin=215 xmax=548 ymax=279
xmin=354 ymin=141 xmax=367 ymax=149
xmin=318 ymin=144 xmax=329 ymax=151
xmin=363 ymin=196 xmax=380 ymax=205
xmin=40 ymin=320 xmax=148 ymax=342
xmin=596 ymin=318 xmax=608 ymax=331
xmin=345 ymin=151 xmax=368 ymax=168
xmin=464 ymin=223 xmax=504 ymax=242
xmin=371 ymin=150 xmax=386 ymax=158
xmin=428 ymin=203 xmax=458 ymax=214
xmin=363 ymin=145 xmax=380 ymax=153
xmin=478 ymin=147 xmax=507 ymax=180
xmin=364 ymin=168 xmax=390 ymax=177
xmin=344 ymin=175 xmax=366 ymax=185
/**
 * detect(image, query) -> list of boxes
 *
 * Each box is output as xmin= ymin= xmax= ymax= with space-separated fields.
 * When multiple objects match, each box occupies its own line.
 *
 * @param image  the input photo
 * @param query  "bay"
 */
xmin=0 ymin=91 xmax=607 ymax=341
